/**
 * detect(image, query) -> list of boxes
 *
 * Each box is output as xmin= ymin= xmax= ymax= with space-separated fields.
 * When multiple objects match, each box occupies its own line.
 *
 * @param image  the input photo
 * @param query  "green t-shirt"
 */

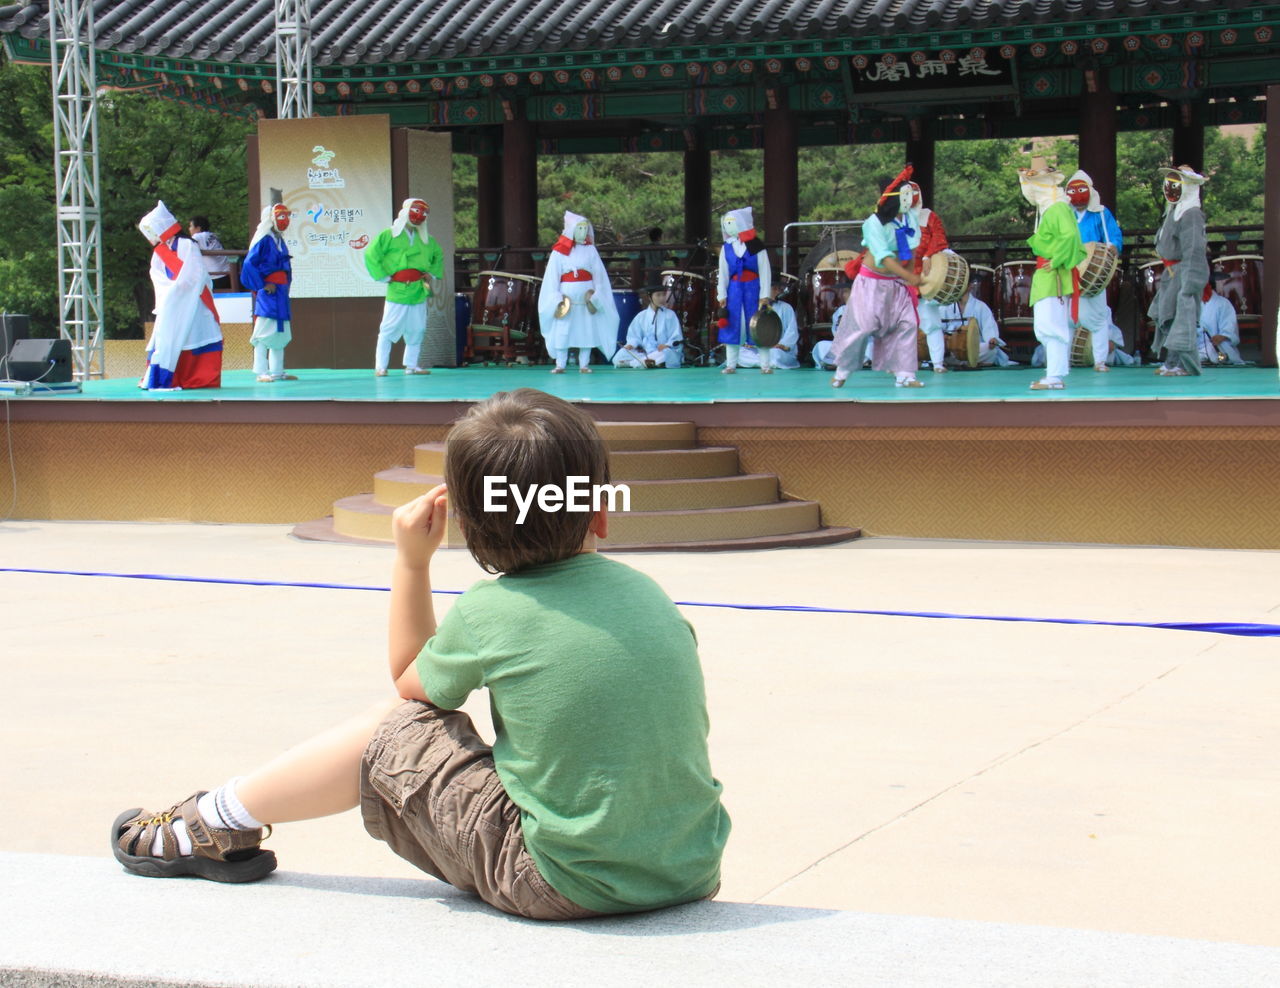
xmin=416 ymin=552 xmax=731 ymax=914
xmin=1027 ymin=200 xmax=1087 ymax=306
xmin=363 ymin=228 xmax=444 ymax=305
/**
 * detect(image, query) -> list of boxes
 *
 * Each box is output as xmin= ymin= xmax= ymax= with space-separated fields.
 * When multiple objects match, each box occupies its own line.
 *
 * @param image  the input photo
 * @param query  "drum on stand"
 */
xmin=468 ymin=270 xmax=542 ymax=364
xmin=613 ymin=289 xmax=644 ymax=350
xmin=803 ymin=266 xmax=848 ymax=342
xmin=1212 ymin=254 xmax=1264 ymax=352
xmin=969 ymin=264 xmax=996 ymax=311
xmin=660 ymin=269 xmax=706 ymax=362
xmin=996 ymin=260 xmax=1037 ymax=356
xmin=454 ymin=293 xmax=471 ymax=365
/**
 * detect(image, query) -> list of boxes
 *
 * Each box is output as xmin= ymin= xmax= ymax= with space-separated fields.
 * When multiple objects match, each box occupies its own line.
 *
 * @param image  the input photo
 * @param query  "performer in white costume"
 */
xmin=739 ymin=275 xmax=800 ymax=369
xmin=538 ymin=211 xmax=619 ymax=373
xmin=931 ymin=285 xmax=1015 ymax=367
xmin=137 ymin=200 xmax=223 ymax=391
xmin=613 ymin=287 xmax=683 ymax=368
xmin=1198 ymin=279 xmax=1245 ymax=365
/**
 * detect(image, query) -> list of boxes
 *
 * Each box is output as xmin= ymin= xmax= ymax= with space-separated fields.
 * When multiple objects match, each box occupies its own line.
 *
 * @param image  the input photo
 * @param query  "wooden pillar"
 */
xmin=476 ymin=151 xmax=503 ymax=248
xmin=763 ymin=103 xmax=798 ymax=259
xmin=246 ymin=133 xmax=260 ymax=234
xmin=502 ymin=115 xmax=537 ymax=269
xmin=1171 ymin=102 xmax=1204 ymax=172
xmin=1078 ymin=69 xmax=1117 ymax=209
xmin=1263 ymin=85 xmax=1280 ymax=367
xmin=904 ymin=119 xmax=935 ymax=207
xmin=683 ymin=144 xmax=712 ymax=246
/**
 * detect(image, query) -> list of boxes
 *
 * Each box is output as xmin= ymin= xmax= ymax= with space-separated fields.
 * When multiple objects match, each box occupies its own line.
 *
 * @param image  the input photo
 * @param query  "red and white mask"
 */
xmin=899 ymin=182 xmax=921 ymax=213
xmin=408 ymin=200 xmax=428 ymax=226
xmin=1066 ymin=180 xmax=1091 ymax=208
xmin=272 ymin=205 xmax=291 ymax=232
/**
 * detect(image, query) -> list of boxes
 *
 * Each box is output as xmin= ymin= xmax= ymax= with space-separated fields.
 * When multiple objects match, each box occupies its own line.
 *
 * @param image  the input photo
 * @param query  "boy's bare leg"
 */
xmin=236 ymin=697 xmax=403 ymax=824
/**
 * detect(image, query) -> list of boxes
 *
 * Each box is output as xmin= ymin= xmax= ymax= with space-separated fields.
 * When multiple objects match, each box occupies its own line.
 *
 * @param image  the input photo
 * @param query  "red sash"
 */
xmin=265 ymin=270 xmax=289 ymax=285
xmin=1036 ymin=255 xmax=1080 ymax=322
xmin=153 ymin=226 xmax=219 ymax=324
xmin=731 ymin=271 xmax=759 ymax=282
xmin=561 ymin=269 xmax=593 ymax=283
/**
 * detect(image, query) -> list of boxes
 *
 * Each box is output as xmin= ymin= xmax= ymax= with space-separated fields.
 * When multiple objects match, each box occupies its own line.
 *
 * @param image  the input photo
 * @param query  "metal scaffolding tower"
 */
xmin=49 ymin=0 xmax=105 ymax=380
xmin=275 ymin=0 xmax=313 ymax=119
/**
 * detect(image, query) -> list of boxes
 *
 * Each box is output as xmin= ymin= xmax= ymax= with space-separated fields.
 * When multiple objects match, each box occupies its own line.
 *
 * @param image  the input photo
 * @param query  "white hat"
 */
xmin=721 ymin=207 xmax=755 ymax=242
xmin=138 ymin=201 xmax=179 ymax=243
xmin=560 ymin=210 xmax=593 ymax=242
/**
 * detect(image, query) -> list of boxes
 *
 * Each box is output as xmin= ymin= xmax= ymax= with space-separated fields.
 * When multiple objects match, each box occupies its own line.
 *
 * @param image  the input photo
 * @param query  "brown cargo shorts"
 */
xmin=360 ymin=700 xmax=599 ymax=921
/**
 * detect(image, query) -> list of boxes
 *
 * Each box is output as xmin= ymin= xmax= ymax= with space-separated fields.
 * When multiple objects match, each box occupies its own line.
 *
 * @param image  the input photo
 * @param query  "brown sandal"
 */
xmin=112 ymin=792 xmax=276 ymax=883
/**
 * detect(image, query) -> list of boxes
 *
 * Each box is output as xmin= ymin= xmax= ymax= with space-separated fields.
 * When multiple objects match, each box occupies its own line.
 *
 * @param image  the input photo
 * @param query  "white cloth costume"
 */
xmin=613 ymin=304 xmax=682 ymax=368
xmin=1198 ymin=292 xmax=1244 ymax=364
xmin=372 ymin=198 xmax=437 ymax=372
xmin=138 ymin=201 xmax=222 ymax=391
xmin=931 ymin=293 xmax=1013 ymax=367
xmin=739 ymin=298 xmax=799 ymax=369
xmin=538 ymin=211 xmax=619 ymax=369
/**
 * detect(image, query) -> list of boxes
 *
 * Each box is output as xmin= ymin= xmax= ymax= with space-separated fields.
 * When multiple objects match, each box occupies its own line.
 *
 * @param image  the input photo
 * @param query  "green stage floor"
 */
xmin=16 ymin=363 xmax=1280 ymax=404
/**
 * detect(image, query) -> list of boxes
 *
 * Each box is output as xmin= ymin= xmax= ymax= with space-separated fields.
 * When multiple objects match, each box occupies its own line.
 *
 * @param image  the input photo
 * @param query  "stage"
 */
xmin=5 ymin=364 xmax=1280 ymax=551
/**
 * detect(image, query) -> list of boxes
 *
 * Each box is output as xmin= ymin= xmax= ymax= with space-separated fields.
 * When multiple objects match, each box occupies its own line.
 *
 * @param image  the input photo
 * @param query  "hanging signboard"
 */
xmin=849 ymin=49 xmax=1015 ymax=103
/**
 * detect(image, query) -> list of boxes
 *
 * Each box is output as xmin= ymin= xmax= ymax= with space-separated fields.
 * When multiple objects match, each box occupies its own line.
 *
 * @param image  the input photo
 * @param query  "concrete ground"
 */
xmin=3 ymin=521 xmax=1279 ymax=974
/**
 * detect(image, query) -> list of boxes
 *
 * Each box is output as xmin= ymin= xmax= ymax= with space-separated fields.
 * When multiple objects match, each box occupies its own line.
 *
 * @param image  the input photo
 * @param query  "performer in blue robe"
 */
xmin=240 ymin=204 xmax=297 ymax=382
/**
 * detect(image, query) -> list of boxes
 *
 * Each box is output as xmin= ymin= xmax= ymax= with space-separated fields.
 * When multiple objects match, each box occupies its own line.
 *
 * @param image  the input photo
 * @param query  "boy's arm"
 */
xmin=388 ymin=485 xmax=449 ymax=698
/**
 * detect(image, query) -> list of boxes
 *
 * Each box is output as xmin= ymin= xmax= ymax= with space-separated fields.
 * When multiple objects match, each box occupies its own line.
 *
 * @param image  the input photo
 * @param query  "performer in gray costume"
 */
xmin=1149 ymin=165 xmax=1210 ymax=377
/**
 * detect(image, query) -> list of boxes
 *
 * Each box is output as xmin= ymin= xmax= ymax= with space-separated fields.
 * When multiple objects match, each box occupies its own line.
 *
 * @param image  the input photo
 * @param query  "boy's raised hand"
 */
xmin=391 ymin=484 xmax=449 ymax=567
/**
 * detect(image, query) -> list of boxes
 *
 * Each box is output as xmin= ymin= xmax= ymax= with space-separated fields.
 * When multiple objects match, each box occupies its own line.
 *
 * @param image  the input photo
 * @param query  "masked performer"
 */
xmin=1065 ymin=171 xmax=1124 ymax=373
xmin=897 ymin=181 xmax=953 ymax=373
xmin=538 ymin=211 xmax=619 ymax=373
xmin=239 ymin=204 xmax=297 ymax=383
xmin=1149 ymin=165 xmax=1210 ymax=377
xmin=715 ymin=207 xmax=772 ymax=374
xmin=739 ymin=274 xmax=800 ymax=370
xmin=364 ymin=197 xmax=443 ymax=377
xmin=613 ymin=286 xmax=683 ymax=369
xmin=137 ymin=201 xmax=223 ymax=391
xmin=1018 ymin=164 xmax=1086 ymax=390
xmin=829 ymin=170 xmax=924 ymax=389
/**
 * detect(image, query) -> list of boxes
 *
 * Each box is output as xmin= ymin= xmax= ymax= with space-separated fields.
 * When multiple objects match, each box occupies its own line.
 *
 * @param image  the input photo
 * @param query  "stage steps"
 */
xmin=295 ymin=421 xmax=859 ymax=552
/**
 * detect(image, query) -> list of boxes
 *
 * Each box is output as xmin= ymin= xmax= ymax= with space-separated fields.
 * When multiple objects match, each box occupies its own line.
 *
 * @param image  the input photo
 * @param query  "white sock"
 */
xmin=151 ymin=778 xmax=261 ymax=856
xmin=895 ymin=372 xmax=914 ymax=384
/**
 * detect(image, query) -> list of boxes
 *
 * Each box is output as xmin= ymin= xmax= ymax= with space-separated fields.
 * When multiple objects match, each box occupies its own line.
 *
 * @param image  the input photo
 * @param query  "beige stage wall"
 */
xmin=6 ymin=420 xmax=1280 ymax=551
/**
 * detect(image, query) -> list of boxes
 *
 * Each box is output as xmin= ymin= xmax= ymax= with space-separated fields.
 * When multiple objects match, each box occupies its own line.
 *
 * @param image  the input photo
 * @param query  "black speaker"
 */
xmin=8 ymin=338 xmax=73 ymax=384
xmin=0 ymin=313 xmax=28 ymax=362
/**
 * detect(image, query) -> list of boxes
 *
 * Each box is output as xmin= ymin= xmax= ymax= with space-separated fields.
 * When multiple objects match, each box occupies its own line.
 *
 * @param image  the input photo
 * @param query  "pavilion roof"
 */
xmin=0 ymin=0 xmax=1246 ymax=67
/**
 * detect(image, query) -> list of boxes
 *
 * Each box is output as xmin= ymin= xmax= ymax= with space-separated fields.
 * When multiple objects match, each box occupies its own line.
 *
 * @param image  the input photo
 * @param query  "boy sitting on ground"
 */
xmin=112 ymin=388 xmax=731 ymax=919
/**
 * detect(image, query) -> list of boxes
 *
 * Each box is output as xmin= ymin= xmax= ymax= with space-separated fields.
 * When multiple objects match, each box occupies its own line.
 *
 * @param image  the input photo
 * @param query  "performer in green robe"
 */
xmin=364 ymin=197 xmax=444 ymax=376
xmin=1019 ymin=164 xmax=1087 ymax=391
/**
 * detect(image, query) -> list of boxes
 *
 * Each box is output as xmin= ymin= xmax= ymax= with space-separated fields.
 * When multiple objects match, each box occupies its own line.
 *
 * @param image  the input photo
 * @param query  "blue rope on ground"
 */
xmin=5 ymin=566 xmax=1280 ymax=638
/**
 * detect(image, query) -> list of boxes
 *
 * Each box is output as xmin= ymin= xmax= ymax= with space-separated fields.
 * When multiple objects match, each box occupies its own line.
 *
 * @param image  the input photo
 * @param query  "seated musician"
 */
xmin=1198 ymin=275 xmax=1245 ymax=365
xmin=613 ymin=287 xmax=683 ymax=369
xmin=740 ymin=277 xmax=800 ymax=370
xmin=935 ymin=284 xmax=1015 ymax=368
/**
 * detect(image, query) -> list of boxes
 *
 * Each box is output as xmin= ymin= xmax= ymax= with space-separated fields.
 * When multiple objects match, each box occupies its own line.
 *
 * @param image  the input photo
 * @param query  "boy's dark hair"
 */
xmin=190 ymin=216 xmax=210 ymax=231
xmin=445 ymin=388 xmax=610 ymax=574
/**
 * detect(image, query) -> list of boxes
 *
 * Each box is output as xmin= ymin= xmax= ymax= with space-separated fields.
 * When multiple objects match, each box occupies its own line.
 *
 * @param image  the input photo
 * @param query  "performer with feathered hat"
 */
xmin=828 ymin=168 xmax=924 ymax=389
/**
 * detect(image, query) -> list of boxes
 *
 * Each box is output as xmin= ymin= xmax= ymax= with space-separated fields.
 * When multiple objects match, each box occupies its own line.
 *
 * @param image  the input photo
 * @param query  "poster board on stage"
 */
xmin=257 ymin=115 xmax=392 ymax=299
xmin=404 ymin=130 xmax=456 ymax=368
